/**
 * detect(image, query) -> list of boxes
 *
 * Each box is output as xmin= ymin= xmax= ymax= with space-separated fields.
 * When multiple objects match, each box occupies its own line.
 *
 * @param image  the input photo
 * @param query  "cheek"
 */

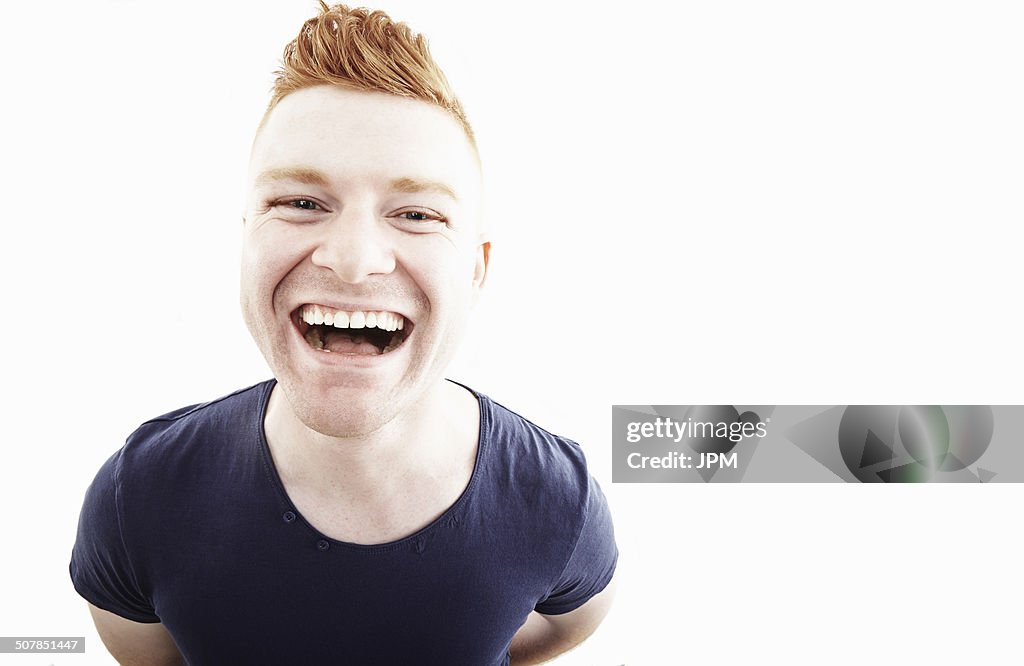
xmin=240 ymin=226 xmax=311 ymax=296
xmin=402 ymin=244 xmax=478 ymax=305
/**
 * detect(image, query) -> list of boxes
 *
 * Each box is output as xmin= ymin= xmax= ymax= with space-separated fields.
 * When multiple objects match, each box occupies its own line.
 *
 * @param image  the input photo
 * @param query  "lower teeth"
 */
xmin=304 ymin=327 xmax=325 ymax=350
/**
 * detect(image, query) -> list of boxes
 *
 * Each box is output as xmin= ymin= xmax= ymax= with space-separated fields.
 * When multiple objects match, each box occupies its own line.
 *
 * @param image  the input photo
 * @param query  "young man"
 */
xmin=70 ymin=4 xmax=617 ymax=664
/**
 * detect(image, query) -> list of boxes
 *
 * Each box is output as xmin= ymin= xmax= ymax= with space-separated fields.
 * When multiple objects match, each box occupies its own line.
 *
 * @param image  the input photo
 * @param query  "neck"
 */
xmin=263 ymin=378 xmax=478 ymax=498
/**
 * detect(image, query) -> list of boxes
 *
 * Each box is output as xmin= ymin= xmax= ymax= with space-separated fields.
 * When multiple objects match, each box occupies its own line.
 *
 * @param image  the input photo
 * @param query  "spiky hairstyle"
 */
xmin=264 ymin=2 xmax=474 ymax=146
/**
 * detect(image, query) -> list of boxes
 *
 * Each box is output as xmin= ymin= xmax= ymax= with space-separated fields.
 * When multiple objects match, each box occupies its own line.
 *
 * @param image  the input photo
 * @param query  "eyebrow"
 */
xmin=254 ymin=168 xmax=459 ymax=201
xmin=389 ymin=177 xmax=459 ymax=201
xmin=255 ymin=167 xmax=330 ymax=188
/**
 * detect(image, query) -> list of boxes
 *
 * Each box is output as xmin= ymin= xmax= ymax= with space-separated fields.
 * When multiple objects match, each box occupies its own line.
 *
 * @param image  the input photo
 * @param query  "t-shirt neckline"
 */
xmin=253 ymin=378 xmax=490 ymax=553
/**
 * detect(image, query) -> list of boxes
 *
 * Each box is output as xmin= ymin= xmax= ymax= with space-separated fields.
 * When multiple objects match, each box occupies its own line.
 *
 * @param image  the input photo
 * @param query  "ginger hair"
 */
xmin=262 ymin=2 xmax=474 ymax=147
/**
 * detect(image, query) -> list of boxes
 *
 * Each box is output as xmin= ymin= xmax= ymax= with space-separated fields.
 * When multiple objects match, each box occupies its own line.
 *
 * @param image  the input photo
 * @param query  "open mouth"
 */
xmin=292 ymin=304 xmax=412 ymax=356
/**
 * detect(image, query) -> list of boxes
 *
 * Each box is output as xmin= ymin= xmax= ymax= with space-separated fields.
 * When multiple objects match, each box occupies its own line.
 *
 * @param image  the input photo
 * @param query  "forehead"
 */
xmin=249 ymin=85 xmax=480 ymax=197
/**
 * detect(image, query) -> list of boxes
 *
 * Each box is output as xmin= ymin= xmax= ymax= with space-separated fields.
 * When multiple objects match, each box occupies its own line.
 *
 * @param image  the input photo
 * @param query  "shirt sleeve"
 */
xmin=535 ymin=474 xmax=618 ymax=615
xmin=69 ymin=448 xmax=160 ymax=623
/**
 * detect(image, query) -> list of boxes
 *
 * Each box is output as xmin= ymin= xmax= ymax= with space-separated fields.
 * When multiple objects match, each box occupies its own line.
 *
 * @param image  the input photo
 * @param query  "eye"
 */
xmin=281 ymin=198 xmax=320 ymax=211
xmin=394 ymin=209 xmax=446 ymax=223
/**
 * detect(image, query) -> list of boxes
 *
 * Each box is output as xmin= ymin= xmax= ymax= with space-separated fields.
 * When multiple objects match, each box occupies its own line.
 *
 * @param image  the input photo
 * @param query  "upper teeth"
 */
xmin=300 ymin=305 xmax=405 ymax=332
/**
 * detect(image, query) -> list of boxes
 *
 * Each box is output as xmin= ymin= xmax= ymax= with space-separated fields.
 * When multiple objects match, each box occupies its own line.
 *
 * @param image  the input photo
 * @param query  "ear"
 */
xmin=472 ymin=237 xmax=491 ymax=290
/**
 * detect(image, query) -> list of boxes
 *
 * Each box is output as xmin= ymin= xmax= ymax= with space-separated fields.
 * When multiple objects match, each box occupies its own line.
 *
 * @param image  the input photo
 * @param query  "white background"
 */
xmin=1 ymin=1 xmax=1022 ymax=664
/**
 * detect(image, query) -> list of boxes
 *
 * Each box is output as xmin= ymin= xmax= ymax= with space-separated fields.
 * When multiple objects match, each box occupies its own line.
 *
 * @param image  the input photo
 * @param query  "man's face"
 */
xmin=241 ymin=85 xmax=487 ymax=437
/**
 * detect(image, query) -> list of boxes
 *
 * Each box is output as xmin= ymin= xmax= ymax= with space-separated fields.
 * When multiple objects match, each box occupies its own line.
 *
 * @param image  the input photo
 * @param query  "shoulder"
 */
xmin=478 ymin=391 xmax=591 ymax=491
xmin=471 ymin=389 xmax=601 ymax=535
xmin=467 ymin=388 xmax=618 ymax=608
xmin=88 ymin=379 xmax=276 ymax=549
xmin=72 ymin=381 xmax=272 ymax=620
xmin=107 ymin=380 xmax=274 ymax=503
xmin=120 ymin=380 xmax=273 ymax=464
xmin=128 ymin=379 xmax=274 ymax=440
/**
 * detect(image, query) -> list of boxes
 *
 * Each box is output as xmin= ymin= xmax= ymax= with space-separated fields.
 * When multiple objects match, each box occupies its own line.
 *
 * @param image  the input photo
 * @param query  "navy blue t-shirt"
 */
xmin=71 ymin=380 xmax=617 ymax=665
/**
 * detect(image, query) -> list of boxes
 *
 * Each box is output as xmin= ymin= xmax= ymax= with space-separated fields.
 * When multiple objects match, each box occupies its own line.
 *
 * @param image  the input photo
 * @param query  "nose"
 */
xmin=310 ymin=207 xmax=396 ymax=283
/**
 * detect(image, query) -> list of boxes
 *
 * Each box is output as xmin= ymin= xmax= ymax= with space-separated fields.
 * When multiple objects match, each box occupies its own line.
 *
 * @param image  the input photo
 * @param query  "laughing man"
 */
xmin=71 ymin=4 xmax=617 ymax=664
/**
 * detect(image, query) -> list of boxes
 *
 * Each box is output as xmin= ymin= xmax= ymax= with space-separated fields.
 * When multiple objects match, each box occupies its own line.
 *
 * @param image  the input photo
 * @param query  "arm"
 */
xmin=509 ymin=575 xmax=617 ymax=665
xmin=88 ymin=604 xmax=186 ymax=666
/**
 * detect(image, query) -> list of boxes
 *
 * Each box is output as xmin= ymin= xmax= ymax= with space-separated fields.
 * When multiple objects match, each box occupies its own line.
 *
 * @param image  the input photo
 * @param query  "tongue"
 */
xmin=322 ymin=330 xmax=382 ymax=355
